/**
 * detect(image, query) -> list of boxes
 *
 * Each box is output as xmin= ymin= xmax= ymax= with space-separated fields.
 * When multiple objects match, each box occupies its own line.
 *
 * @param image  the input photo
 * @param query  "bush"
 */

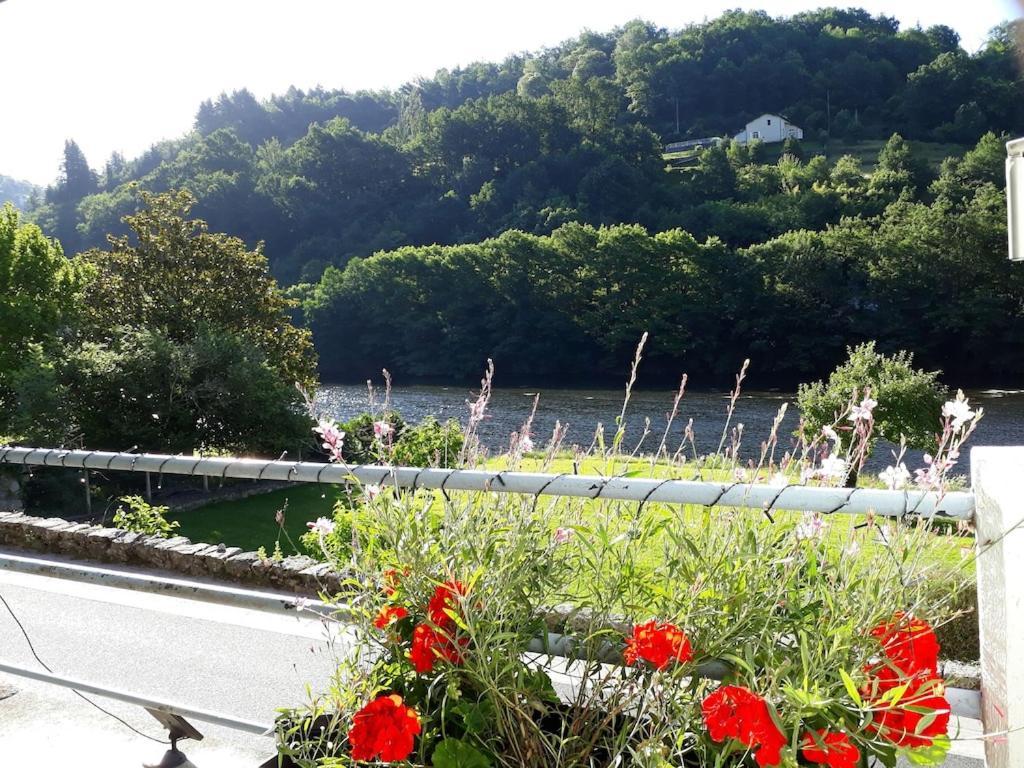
xmin=393 ymin=416 xmax=464 ymax=467
xmin=112 ymin=495 xmax=179 ymax=537
xmin=337 ymin=411 xmax=407 ymax=464
xmin=798 ymin=342 xmax=947 ymax=452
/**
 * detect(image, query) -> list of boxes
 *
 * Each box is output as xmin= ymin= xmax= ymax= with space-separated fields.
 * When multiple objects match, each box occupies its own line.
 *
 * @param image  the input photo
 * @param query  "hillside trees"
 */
xmin=305 ymin=130 xmax=1021 ymax=386
xmin=29 ymin=11 xmax=1023 ymax=285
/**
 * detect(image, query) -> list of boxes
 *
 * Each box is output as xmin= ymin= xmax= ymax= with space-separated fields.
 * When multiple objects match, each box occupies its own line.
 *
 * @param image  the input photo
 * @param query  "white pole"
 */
xmin=971 ymin=447 xmax=1024 ymax=767
xmin=1007 ymin=138 xmax=1024 ymax=261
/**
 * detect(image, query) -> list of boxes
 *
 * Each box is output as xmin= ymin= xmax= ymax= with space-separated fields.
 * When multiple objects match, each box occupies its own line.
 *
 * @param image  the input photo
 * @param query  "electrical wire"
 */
xmin=0 ymin=590 xmax=169 ymax=745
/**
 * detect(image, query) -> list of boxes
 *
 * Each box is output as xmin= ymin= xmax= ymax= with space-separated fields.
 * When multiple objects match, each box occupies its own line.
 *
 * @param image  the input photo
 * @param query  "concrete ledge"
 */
xmin=0 ymin=510 xmax=341 ymax=595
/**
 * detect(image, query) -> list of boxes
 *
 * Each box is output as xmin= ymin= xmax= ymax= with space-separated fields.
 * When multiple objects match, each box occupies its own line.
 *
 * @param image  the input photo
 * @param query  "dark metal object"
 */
xmin=143 ymin=709 xmax=203 ymax=768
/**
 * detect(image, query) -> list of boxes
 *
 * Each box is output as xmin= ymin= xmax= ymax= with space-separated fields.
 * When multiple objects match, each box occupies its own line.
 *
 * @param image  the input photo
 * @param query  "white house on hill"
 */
xmin=732 ymin=113 xmax=803 ymax=145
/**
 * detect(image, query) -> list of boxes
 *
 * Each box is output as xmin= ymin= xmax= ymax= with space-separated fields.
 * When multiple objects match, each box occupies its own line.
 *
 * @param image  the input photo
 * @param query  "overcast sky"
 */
xmin=1 ymin=0 xmax=1020 ymax=186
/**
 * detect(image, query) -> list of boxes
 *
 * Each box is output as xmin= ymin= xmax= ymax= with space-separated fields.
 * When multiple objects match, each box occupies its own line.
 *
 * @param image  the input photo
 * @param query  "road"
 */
xmin=0 ymin=550 xmax=986 ymax=767
xmin=0 ymin=553 xmax=342 ymax=766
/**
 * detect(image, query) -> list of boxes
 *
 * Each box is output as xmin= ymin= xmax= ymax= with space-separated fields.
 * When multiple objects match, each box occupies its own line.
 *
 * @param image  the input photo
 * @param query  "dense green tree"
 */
xmin=75 ymin=189 xmax=317 ymax=390
xmin=0 ymin=207 xmax=82 ymax=438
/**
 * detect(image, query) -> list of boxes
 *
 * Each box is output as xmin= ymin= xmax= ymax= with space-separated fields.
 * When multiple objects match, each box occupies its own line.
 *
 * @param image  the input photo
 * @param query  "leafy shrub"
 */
xmin=798 ymin=342 xmax=947 ymax=452
xmin=112 ymin=495 xmax=179 ymax=537
xmin=337 ymin=411 xmax=406 ymax=464
xmin=393 ymin=416 xmax=464 ymax=467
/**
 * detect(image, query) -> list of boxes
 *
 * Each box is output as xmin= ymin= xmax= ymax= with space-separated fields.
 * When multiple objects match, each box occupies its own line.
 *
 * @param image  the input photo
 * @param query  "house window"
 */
xmin=752 ymin=131 xmax=760 ymax=139
xmin=767 ymin=118 xmax=772 ymax=125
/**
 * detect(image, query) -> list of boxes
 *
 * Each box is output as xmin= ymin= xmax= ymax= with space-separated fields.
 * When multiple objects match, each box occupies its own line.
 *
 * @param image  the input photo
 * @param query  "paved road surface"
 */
xmin=0 ymin=553 xmax=341 ymax=766
xmin=0 ymin=551 xmax=986 ymax=767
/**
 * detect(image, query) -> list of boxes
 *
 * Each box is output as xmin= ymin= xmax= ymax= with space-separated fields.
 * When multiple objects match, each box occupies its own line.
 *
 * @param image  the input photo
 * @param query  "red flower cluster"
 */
xmin=403 ymin=580 xmax=471 ymax=674
xmin=864 ymin=614 xmax=949 ymax=750
xmin=701 ymin=685 xmax=787 ymax=767
xmin=866 ymin=675 xmax=950 ymax=749
xmin=409 ymin=623 xmax=467 ymax=673
xmin=427 ymin=580 xmax=467 ymax=626
xmin=382 ymin=568 xmax=403 ymax=597
xmin=623 ymin=620 xmax=693 ymax=670
xmin=373 ymin=605 xmax=409 ymax=630
xmin=349 ymin=694 xmax=421 ymax=762
xmin=800 ymin=729 xmax=860 ymax=768
xmin=870 ymin=612 xmax=940 ymax=678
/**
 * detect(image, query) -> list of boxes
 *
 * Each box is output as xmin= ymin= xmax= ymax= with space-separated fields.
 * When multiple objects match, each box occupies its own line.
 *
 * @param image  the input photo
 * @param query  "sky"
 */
xmin=1 ymin=0 xmax=1020 ymax=186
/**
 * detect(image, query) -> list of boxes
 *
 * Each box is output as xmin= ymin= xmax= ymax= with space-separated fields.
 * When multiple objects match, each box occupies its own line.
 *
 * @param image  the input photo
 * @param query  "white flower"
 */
xmin=363 ymin=484 xmax=381 ymax=502
xmin=879 ymin=463 xmax=911 ymax=490
xmin=734 ymin=468 xmax=749 ymax=482
xmin=306 ymin=517 xmax=335 ymax=536
xmin=817 ymin=455 xmax=848 ymax=481
xmin=293 ymin=597 xmax=311 ymax=612
xmin=768 ymin=472 xmax=789 ymax=487
xmin=373 ymin=420 xmax=392 ymax=438
xmin=822 ymin=426 xmax=840 ymax=446
xmin=849 ymin=396 xmax=878 ymax=423
xmin=520 ymin=435 xmax=534 ymax=452
xmin=795 ymin=512 xmax=825 ymax=541
xmin=553 ymin=527 xmax=573 ymax=545
xmin=942 ymin=391 xmax=976 ymax=430
xmin=843 ymin=540 xmax=861 ymax=558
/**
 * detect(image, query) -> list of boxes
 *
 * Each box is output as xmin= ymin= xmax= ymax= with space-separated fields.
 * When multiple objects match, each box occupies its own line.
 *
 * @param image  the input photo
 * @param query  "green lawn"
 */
xmin=663 ymin=139 xmax=970 ymax=171
xmin=167 ymin=484 xmax=342 ymax=554
xmin=167 ymin=455 xmax=970 ymax=572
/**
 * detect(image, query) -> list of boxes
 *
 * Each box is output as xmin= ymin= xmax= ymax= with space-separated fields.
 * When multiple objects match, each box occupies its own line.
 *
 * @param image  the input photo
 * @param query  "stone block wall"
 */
xmin=0 ymin=510 xmax=341 ymax=595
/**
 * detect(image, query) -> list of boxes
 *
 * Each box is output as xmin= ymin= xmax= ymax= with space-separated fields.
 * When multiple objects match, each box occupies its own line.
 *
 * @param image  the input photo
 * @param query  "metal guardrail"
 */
xmin=0 ymin=447 xmax=976 ymax=519
xmin=0 ymin=551 xmax=337 ymax=619
xmin=0 ymin=660 xmax=273 ymax=735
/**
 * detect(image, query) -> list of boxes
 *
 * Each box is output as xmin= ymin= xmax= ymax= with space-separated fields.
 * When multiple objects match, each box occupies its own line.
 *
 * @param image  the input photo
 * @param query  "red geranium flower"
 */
xmin=801 ymin=729 xmax=860 ymax=768
xmin=870 ymin=612 xmax=940 ymax=678
xmin=865 ymin=674 xmax=950 ymax=749
xmin=382 ymin=568 xmax=402 ymax=597
xmin=427 ymin=580 xmax=467 ymax=627
xmin=701 ymin=685 xmax=787 ymax=767
xmin=349 ymin=694 xmax=421 ymax=762
xmin=373 ymin=605 xmax=409 ymax=630
xmin=623 ymin=620 xmax=694 ymax=670
xmin=409 ymin=622 xmax=467 ymax=673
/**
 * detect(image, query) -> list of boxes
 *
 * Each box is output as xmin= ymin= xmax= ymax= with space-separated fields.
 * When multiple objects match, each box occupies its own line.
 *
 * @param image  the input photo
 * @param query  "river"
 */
xmin=315 ymin=385 xmax=1024 ymax=477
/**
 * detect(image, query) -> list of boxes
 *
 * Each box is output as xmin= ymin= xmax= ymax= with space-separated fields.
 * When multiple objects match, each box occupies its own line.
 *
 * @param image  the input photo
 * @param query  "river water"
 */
xmin=316 ymin=384 xmax=1024 ymax=477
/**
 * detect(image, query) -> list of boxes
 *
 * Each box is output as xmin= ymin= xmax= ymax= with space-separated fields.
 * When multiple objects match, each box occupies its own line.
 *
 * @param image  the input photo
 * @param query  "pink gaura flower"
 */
xmin=307 ymin=517 xmax=335 ymax=536
xmin=315 ymin=419 xmax=345 ymax=462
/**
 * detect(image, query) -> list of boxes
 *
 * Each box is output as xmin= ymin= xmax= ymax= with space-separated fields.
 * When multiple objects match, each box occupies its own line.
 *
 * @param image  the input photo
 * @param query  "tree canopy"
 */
xmin=23 ymin=12 xmax=1024 ymax=287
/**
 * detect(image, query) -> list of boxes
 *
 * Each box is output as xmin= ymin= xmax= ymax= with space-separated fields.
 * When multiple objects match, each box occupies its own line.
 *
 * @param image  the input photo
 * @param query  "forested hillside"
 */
xmin=29 ymin=9 xmax=1023 ymax=276
xmin=20 ymin=8 xmax=1024 ymax=385
xmin=0 ymin=175 xmax=38 ymax=211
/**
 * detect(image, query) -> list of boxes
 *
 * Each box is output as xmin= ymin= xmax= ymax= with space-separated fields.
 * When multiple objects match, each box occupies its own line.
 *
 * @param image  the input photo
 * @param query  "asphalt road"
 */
xmin=0 ymin=551 xmax=986 ymax=767
xmin=0 ymin=554 xmax=342 ymax=766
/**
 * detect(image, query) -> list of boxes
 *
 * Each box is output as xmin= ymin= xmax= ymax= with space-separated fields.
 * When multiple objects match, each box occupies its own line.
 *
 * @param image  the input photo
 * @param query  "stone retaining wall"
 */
xmin=0 ymin=510 xmax=342 ymax=594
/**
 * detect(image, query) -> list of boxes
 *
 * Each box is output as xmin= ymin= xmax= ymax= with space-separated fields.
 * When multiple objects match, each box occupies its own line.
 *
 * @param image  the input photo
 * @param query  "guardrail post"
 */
xmin=971 ymin=447 xmax=1024 ymax=767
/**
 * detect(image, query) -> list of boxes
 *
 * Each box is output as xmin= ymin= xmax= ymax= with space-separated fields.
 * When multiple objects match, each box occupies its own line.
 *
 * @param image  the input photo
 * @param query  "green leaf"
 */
xmin=432 ymin=738 xmax=492 ymax=768
xmin=839 ymin=668 xmax=863 ymax=707
xmin=903 ymin=735 xmax=951 ymax=765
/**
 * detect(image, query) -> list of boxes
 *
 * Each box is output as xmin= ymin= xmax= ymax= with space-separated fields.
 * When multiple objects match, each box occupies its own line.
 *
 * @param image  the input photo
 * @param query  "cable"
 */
xmin=0 ymin=590 xmax=170 ymax=745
